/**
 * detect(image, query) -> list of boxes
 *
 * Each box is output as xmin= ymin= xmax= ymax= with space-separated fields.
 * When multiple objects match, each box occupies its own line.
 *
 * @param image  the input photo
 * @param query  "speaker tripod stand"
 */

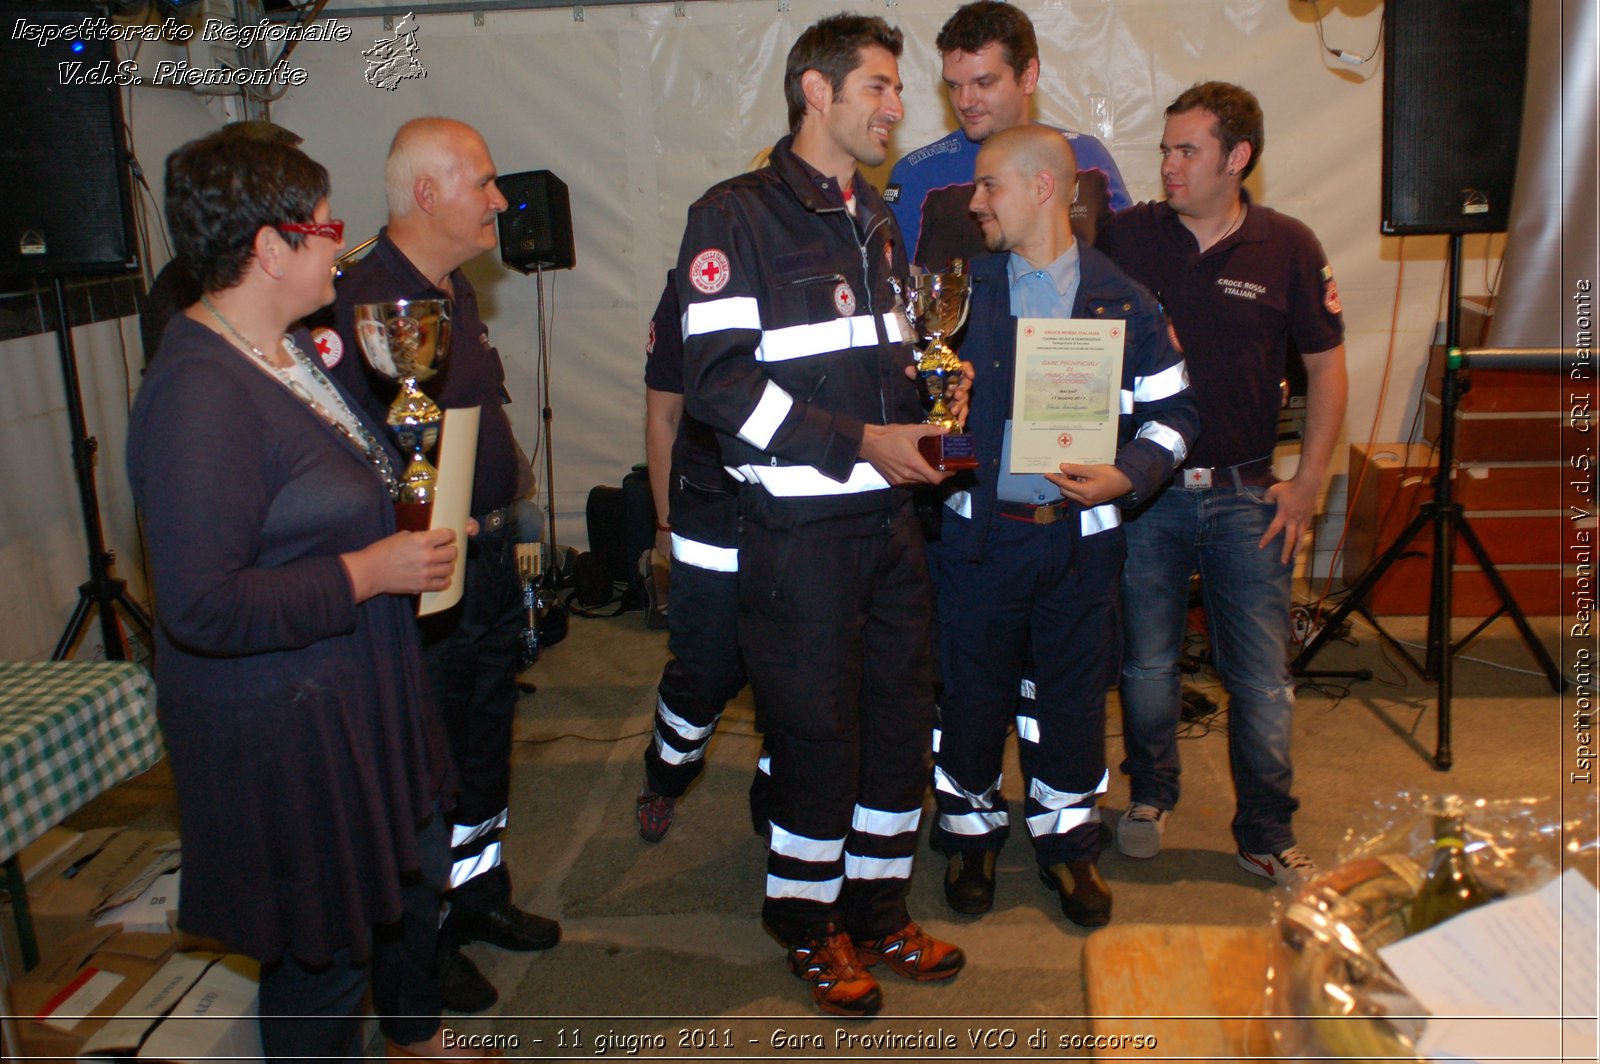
xmin=1292 ymin=236 xmax=1565 ymax=768
xmin=48 ymin=275 xmax=153 ymax=661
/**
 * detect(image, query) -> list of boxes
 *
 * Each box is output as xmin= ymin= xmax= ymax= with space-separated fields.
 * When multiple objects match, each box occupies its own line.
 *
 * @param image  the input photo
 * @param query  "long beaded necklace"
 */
xmin=201 ymin=295 xmax=401 ymax=499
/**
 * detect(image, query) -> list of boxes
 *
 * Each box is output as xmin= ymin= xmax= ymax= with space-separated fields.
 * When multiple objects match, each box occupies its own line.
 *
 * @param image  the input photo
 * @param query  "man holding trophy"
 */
xmin=929 ymin=126 xmax=1196 ymax=927
xmin=677 ymin=14 xmax=964 ymax=1016
xmin=327 ymin=117 xmax=558 ymax=1014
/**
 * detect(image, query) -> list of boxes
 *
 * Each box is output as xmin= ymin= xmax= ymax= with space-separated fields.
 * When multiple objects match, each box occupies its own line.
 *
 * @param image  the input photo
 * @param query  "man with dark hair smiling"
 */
xmin=676 ymin=13 xmax=964 ymax=1017
xmin=887 ymin=1 xmax=1129 ymax=270
xmin=1099 ymin=82 xmax=1348 ymax=888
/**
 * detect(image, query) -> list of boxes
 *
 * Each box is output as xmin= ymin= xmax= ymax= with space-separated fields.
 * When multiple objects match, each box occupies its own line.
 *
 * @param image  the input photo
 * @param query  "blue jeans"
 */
xmin=1118 ymin=478 xmax=1299 ymax=853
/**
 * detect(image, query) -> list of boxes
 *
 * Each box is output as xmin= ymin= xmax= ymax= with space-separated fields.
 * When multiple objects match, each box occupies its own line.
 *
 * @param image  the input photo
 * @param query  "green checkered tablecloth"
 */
xmin=0 ymin=661 xmax=162 ymax=863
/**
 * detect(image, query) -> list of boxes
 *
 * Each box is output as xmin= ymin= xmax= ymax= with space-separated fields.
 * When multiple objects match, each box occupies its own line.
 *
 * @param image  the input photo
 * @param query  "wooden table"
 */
xmin=1083 ymin=923 xmax=1289 ymax=1060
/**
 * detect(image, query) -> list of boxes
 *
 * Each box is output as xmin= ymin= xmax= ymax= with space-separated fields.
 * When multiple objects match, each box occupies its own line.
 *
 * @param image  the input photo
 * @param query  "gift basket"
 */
xmin=1264 ymin=792 xmax=1595 ymax=1061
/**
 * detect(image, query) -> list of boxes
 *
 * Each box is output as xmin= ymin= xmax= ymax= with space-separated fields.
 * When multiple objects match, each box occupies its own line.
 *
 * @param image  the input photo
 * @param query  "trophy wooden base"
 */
xmin=395 ymin=501 xmax=433 ymax=532
xmin=919 ymin=432 xmax=979 ymax=471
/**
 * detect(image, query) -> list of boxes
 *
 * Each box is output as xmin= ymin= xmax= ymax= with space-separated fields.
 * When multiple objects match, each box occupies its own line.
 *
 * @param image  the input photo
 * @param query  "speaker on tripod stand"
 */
xmin=0 ymin=4 xmax=152 ymax=660
xmin=497 ymin=170 xmax=576 ymax=587
xmin=1294 ymin=0 xmax=1564 ymax=768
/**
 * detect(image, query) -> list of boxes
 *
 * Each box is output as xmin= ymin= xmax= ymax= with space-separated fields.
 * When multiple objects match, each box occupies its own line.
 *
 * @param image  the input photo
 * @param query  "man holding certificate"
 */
xmin=930 ymin=125 xmax=1197 ymax=927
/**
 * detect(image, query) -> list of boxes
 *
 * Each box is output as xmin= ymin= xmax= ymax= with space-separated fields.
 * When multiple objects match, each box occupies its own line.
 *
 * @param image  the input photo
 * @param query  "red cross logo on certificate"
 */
xmin=690 ymin=249 xmax=731 ymax=294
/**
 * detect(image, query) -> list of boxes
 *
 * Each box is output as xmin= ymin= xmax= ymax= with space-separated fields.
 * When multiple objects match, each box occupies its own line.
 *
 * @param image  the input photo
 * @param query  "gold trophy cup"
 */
xmin=354 ymin=299 xmax=452 ymax=527
xmin=905 ymin=268 xmax=978 ymax=470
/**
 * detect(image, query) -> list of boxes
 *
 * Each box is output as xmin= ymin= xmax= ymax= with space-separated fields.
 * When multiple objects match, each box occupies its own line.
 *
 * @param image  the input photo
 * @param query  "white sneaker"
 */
xmin=1116 ymin=802 xmax=1169 ymax=859
xmin=1237 ymin=846 xmax=1319 ymax=888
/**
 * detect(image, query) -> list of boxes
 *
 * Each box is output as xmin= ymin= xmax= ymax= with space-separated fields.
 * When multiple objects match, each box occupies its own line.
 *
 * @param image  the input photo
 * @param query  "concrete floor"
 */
xmin=62 ymin=604 xmax=1576 ymax=1058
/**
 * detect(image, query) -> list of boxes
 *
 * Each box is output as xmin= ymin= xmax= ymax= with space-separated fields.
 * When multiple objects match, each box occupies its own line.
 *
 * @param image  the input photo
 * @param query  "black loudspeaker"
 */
xmin=0 ymin=6 xmax=137 ymax=277
xmin=1381 ymin=0 xmax=1530 ymax=235
xmin=497 ymin=170 xmax=575 ymax=272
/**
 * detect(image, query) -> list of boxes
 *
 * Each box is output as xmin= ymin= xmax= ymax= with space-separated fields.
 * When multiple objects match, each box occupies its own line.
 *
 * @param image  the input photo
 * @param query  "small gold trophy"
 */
xmin=354 ymin=299 xmax=452 ymax=527
xmin=905 ymin=264 xmax=977 ymax=470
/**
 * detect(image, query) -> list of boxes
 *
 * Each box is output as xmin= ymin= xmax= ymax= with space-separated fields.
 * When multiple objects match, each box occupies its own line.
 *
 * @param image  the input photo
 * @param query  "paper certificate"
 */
xmin=1008 ymin=317 xmax=1124 ymax=471
xmin=418 ymin=405 xmax=480 ymax=618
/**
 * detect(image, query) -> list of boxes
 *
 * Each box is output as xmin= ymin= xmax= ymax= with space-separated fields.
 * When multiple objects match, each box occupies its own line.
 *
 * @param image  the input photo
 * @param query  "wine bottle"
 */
xmin=1407 ymin=802 xmax=1492 ymax=934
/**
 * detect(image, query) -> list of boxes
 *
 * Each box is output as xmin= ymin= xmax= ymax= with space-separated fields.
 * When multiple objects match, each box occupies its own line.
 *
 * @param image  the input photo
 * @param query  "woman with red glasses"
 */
xmin=127 ymin=131 xmax=483 ymax=1061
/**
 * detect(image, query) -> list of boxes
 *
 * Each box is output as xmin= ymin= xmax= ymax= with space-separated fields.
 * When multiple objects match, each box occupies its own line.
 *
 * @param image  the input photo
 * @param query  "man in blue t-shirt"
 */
xmin=886 ymin=1 xmax=1129 ymax=270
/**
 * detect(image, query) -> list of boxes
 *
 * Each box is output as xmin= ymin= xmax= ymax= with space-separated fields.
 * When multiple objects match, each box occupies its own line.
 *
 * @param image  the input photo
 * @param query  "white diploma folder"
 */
xmin=418 ymin=405 xmax=479 ymax=618
xmin=1009 ymin=317 xmax=1125 ymax=470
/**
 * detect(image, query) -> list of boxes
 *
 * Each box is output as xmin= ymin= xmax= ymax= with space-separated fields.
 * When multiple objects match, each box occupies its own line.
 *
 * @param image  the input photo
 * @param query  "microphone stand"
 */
xmin=48 ymin=276 xmax=153 ymax=660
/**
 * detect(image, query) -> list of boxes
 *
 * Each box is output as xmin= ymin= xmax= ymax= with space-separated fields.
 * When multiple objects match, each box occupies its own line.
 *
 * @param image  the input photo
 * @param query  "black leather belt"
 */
xmin=996 ymin=500 xmax=1072 ymax=525
xmin=476 ymin=505 xmax=515 ymax=534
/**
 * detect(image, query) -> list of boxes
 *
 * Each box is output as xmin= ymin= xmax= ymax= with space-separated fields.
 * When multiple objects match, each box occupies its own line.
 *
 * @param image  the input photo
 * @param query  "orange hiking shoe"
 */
xmin=854 ymin=921 xmax=966 ymax=981
xmin=787 ymin=926 xmax=883 ymax=1017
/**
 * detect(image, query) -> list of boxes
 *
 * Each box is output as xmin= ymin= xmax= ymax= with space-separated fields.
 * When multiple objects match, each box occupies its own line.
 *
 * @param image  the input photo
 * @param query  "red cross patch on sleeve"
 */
xmin=689 ymin=249 xmax=731 ymax=295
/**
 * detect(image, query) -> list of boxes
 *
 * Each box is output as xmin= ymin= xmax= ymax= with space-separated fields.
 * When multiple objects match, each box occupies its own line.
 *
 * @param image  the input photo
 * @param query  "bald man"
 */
xmin=929 ymin=126 xmax=1196 ymax=927
xmin=326 ymin=118 xmax=558 ymax=1014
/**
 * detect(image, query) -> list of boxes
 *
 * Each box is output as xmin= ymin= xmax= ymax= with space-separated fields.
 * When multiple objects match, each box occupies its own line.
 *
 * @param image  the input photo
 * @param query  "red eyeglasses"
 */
xmin=278 ymin=220 xmax=345 ymax=242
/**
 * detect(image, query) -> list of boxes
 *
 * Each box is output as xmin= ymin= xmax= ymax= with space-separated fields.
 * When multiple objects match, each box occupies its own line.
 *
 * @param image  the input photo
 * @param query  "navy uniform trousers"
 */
xmin=739 ymin=495 xmax=936 ymax=945
xmin=931 ymin=509 xmax=1122 ymax=866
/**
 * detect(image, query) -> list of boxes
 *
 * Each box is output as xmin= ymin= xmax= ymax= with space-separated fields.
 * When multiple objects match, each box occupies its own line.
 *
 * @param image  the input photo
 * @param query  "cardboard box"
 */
xmin=11 ymin=933 xmax=264 ymax=1063
xmin=28 ymin=830 xmax=179 ymax=962
xmin=133 ymin=953 xmax=264 ymax=1063
xmin=3 ymin=827 xmax=97 ymax=978
xmin=9 ymin=926 xmax=181 ymax=1059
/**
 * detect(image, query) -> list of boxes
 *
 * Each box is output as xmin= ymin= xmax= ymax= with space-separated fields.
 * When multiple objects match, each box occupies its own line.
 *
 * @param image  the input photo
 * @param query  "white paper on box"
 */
xmin=137 ymin=953 xmax=263 ymax=1063
xmin=1377 ymin=868 xmax=1599 ymax=1064
xmin=90 ymin=844 xmax=180 ymax=916
xmin=34 ymin=967 xmax=125 ymax=1032
xmin=78 ymin=951 xmax=213 ymax=1057
xmin=95 ymin=871 xmax=179 ymax=933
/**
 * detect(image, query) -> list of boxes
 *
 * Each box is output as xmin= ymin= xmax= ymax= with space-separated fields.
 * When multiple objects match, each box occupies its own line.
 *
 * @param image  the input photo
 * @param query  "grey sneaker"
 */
xmin=1116 ymin=802 xmax=1169 ymax=859
xmin=1237 ymin=846 xmax=1319 ymax=888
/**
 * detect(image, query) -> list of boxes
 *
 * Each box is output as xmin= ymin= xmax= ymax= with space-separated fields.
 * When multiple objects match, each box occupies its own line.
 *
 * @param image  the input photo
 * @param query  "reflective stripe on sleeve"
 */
xmin=737 ymin=380 xmax=795 ymax=450
xmin=1081 ymin=503 xmax=1121 ymax=537
xmin=1136 ymin=421 xmax=1189 ymax=463
xmin=682 ymin=296 xmax=760 ymax=337
xmin=1135 ymin=361 xmax=1190 ymax=402
xmin=756 ymin=313 xmax=903 ymax=362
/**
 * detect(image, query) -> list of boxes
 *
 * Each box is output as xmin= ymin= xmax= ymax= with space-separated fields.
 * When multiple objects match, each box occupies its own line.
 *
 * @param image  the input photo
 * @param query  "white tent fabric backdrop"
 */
xmin=0 ymin=0 xmax=1529 ymax=659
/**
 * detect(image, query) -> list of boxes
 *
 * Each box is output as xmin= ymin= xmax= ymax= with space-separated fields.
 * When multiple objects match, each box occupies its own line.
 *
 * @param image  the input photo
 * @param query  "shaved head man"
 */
xmin=927 ymin=120 xmax=1196 ymax=929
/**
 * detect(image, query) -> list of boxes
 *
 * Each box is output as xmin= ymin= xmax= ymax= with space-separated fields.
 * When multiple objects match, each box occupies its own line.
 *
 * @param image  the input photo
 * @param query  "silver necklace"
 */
xmin=202 ymin=296 xmax=400 ymax=499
